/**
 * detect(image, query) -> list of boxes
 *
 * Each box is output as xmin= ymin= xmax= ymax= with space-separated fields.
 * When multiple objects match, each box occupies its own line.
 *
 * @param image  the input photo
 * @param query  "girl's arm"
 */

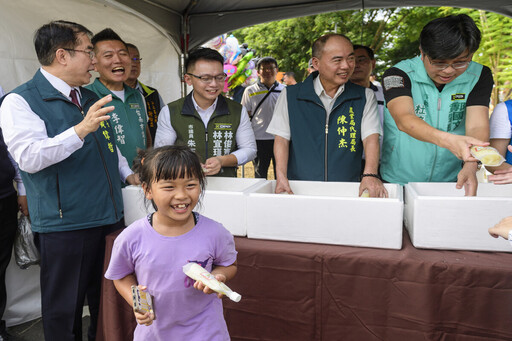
xmin=194 ymin=262 xmax=238 ymax=298
xmin=113 ymin=274 xmax=155 ymax=326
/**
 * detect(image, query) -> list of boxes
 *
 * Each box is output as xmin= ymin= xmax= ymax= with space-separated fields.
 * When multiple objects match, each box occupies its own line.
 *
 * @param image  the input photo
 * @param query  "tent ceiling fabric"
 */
xmin=114 ymin=0 xmax=512 ymax=51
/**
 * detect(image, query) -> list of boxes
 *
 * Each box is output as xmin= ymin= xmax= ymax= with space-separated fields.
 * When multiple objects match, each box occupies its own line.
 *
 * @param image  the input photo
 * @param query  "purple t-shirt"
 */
xmin=105 ymin=213 xmax=237 ymax=341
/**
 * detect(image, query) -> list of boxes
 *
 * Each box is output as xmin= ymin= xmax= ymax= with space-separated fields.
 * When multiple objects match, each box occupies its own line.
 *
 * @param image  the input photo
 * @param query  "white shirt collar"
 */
xmin=313 ymin=74 xmax=345 ymax=100
xmin=190 ymin=91 xmax=218 ymax=113
xmin=40 ymin=67 xmax=81 ymax=100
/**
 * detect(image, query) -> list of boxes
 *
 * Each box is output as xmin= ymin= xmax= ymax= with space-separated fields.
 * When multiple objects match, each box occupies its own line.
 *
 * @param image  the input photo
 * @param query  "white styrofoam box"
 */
xmin=122 ymin=177 xmax=267 ymax=236
xmin=246 ymin=180 xmax=404 ymax=249
xmin=122 ymin=185 xmax=155 ymax=226
xmin=404 ymin=182 xmax=512 ymax=252
xmin=198 ymin=177 xmax=267 ymax=236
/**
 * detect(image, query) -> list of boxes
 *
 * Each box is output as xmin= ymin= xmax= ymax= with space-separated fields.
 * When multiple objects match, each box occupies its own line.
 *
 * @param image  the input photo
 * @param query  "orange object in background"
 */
xmin=276 ymin=71 xmax=285 ymax=83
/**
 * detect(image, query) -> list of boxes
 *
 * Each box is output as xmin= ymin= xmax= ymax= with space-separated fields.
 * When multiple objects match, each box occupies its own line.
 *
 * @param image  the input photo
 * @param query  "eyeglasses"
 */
xmin=186 ymin=73 xmax=227 ymax=83
xmin=63 ymin=48 xmax=95 ymax=59
xmin=427 ymin=56 xmax=471 ymax=70
xmin=131 ymin=57 xmax=142 ymax=62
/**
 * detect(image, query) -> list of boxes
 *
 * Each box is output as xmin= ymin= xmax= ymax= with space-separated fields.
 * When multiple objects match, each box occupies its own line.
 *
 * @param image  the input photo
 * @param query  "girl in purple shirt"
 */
xmin=105 ymin=145 xmax=238 ymax=341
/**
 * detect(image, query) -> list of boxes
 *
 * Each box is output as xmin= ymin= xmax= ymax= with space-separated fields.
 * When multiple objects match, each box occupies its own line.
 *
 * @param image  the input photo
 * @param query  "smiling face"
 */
xmin=421 ymin=49 xmax=473 ymax=87
xmin=64 ymin=33 xmax=95 ymax=87
xmin=93 ymin=40 xmax=131 ymax=91
xmin=184 ymin=58 xmax=224 ymax=109
xmin=144 ymin=175 xmax=201 ymax=232
xmin=313 ymin=35 xmax=355 ymax=91
xmin=258 ymin=61 xmax=278 ymax=86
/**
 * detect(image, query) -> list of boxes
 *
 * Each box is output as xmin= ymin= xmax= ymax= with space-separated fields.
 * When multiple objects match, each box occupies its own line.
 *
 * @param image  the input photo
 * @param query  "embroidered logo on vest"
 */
xmin=336 ymin=106 xmax=358 ymax=152
xmin=451 ymin=93 xmax=466 ymax=100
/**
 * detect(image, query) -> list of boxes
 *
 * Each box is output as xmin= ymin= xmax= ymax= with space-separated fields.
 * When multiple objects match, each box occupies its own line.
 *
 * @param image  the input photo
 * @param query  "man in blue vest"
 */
xmin=381 ymin=14 xmax=493 ymax=195
xmin=0 ymin=20 xmax=137 ymax=340
xmin=267 ymin=33 xmax=387 ymax=197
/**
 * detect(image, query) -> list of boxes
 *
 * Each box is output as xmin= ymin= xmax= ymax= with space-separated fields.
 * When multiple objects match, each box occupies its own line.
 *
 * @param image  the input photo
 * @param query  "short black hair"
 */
xmin=420 ymin=14 xmax=481 ymax=60
xmin=125 ymin=43 xmax=138 ymax=51
xmin=91 ymin=28 xmax=128 ymax=50
xmin=34 ymin=20 xmax=92 ymax=66
xmin=312 ymin=33 xmax=352 ymax=59
xmin=257 ymin=57 xmax=278 ymax=70
xmin=353 ymin=45 xmax=375 ymax=60
xmin=284 ymin=72 xmax=295 ymax=78
xmin=185 ymin=47 xmax=224 ymax=72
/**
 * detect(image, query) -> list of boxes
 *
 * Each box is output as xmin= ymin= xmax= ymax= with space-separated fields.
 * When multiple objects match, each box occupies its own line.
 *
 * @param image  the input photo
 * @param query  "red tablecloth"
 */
xmin=97 ymin=230 xmax=512 ymax=341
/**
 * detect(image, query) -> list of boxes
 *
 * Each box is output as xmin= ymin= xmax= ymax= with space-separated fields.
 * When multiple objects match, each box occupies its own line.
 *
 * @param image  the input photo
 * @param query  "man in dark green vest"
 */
xmin=154 ymin=47 xmax=256 ymax=177
xmin=86 ymin=29 xmax=148 ymax=167
xmin=125 ymin=43 xmax=165 ymax=143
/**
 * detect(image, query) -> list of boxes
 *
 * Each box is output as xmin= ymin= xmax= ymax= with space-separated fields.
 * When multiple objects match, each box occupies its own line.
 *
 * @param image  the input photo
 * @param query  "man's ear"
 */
xmin=419 ymin=47 xmax=424 ymax=61
xmin=184 ymin=73 xmax=193 ymax=86
xmin=312 ymin=57 xmax=320 ymax=70
xmin=54 ymin=49 xmax=68 ymax=66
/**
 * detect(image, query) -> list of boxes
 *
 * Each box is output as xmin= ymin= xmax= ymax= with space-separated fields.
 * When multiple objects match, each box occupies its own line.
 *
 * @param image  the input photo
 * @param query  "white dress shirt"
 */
xmin=154 ymin=92 xmax=257 ymax=165
xmin=267 ymin=76 xmax=382 ymax=141
xmin=0 ymin=68 xmax=133 ymax=180
xmin=490 ymin=101 xmax=512 ymax=140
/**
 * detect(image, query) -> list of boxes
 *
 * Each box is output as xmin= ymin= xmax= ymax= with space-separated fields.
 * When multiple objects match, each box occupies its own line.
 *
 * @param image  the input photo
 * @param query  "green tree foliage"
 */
xmin=234 ymin=7 xmax=512 ymax=107
xmin=233 ymin=7 xmax=441 ymax=81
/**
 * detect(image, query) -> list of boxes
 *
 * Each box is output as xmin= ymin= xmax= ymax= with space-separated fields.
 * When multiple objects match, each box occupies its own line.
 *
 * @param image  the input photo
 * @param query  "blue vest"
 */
xmin=286 ymin=73 xmax=365 ymax=181
xmin=9 ymin=70 xmax=124 ymax=232
xmin=381 ymin=57 xmax=483 ymax=184
xmin=504 ymin=100 xmax=512 ymax=164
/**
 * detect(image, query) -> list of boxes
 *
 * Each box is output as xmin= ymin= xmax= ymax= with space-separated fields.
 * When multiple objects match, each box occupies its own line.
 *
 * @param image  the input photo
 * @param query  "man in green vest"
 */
xmin=86 ymin=29 xmax=148 ymax=167
xmin=125 ymin=43 xmax=165 ymax=143
xmin=154 ymin=47 xmax=256 ymax=177
xmin=381 ymin=14 xmax=493 ymax=195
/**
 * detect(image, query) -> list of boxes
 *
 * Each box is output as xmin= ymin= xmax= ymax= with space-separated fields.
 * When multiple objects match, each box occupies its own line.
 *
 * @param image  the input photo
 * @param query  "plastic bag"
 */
xmin=14 ymin=215 xmax=39 ymax=269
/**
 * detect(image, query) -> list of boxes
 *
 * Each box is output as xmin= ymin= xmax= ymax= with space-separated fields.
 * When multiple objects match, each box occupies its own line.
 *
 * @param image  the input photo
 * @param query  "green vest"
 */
xmin=86 ymin=78 xmax=147 ymax=167
xmin=169 ymin=93 xmax=241 ymax=177
xmin=381 ymin=57 xmax=483 ymax=184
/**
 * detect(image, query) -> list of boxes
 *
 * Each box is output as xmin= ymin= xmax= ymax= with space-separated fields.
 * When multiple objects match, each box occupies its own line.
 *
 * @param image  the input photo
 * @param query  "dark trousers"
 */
xmin=0 ymin=193 xmax=17 ymax=333
xmin=254 ymin=139 xmax=275 ymax=179
xmin=34 ymin=219 xmax=124 ymax=341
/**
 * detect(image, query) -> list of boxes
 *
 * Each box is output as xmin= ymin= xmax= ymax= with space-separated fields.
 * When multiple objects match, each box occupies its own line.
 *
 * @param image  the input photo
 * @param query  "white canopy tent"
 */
xmin=0 ymin=0 xmax=181 ymax=103
xmin=1 ymin=0 xmax=511 ymax=327
xmin=111 ymin=0 xmax=512 ymax=50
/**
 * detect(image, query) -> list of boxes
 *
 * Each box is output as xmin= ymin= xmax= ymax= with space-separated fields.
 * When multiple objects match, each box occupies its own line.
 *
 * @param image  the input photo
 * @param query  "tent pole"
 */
xmin=181 ymin=0 xmax=198 ymax=97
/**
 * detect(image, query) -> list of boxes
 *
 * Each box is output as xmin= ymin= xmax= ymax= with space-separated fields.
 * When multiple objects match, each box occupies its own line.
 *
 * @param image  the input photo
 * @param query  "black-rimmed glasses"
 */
xmin=186 ymin=73 xmax=227 ymax=83
xmin=63 ymin=48 xmax=95 ymax=59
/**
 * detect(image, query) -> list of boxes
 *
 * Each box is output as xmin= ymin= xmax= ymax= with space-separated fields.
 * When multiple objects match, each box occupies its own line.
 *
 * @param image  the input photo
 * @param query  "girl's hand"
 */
xmin=134 ymin=310 xmax=155 ymax=326
xmin=133 ymin=285 xmax=155 ymax=326
xmin=193 ymin=273 xmax=227 ymax=299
